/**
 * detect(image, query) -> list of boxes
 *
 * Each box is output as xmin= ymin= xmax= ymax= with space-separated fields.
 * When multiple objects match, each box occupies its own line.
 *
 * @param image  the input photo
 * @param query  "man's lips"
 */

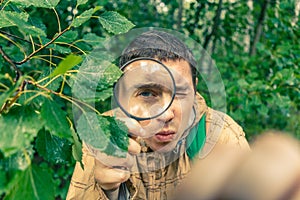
xmin=155 ymin=130 xmax=175 ymax=142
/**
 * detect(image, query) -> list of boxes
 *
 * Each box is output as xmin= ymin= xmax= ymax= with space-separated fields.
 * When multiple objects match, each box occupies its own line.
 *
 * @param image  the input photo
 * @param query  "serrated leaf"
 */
xmin=0 ymin=11 xmax=29 ymax=28
xmin=36 ymin=129 xmax=72 ymax=164
xmin=99 ymin=11 xmax=135 ymax=35
xmin=71 ymin=7 xmax=101 ymax=28
xmin=82 ymin=33 xmax=105 ymax=48
xmin=55 ymin=31 xmax=78 ymax=43
xmin=48 ymin=43 xmax=72 ymax=54
xmin=105 ymin=116 xmax=129 ymax=153
xmin=77 ymin=0 xmax=88 ymax=6
xmin=41 ymin=99 xmax=72 ymax=139
xmin=40 ymin=36 xmax=71 ymax=54
xmin=72 ymin=54 xmax=121 ymax=102
xmin=76 ymin=113 xmax=128 ymax=157
xmin=49 ymin=54 xmax=82 ymax=77
xmin=70 ymin=123 xmax=83 ymax=167
xmin=0 ymin=11 xmax=46 ymax=37
xmin=11 ymin=0 xmax=60 ymax=8
xmin=76 ymin=113 xmax=108 ymax=150
xmin=4 ymin=164 xmax=54 ymax=200
xmin=94 ymin=88 xmax=113 ymax=102
xmin=0 ymin=106 xmax=44 ymax=157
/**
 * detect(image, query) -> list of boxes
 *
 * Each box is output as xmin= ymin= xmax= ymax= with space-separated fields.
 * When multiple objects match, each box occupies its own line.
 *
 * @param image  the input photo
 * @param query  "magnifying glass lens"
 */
xmin=113 ymin=58 xmax=175 ymax=120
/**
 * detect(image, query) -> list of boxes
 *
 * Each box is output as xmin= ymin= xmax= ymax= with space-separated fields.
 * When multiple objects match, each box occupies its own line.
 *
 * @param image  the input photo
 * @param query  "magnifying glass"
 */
xmin=113 ymin=57 xmax=176 ymax=121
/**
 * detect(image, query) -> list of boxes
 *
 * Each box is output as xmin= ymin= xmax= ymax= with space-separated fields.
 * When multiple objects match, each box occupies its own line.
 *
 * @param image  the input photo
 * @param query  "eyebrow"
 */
xmin=176 ymin=85 xmax=189 ymax=90
xmin=133 ymin=83 xmax=165 ymax=90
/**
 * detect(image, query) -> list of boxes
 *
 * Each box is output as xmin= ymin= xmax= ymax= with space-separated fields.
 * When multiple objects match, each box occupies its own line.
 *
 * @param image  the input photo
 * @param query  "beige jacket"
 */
xmin=67 ymin=94 xmax=250 ymax=199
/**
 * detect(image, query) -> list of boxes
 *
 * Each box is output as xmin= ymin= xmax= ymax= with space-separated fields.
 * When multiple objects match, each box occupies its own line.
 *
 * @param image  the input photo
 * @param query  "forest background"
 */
xmin=0 ymin=0 xmax=299 ymax=199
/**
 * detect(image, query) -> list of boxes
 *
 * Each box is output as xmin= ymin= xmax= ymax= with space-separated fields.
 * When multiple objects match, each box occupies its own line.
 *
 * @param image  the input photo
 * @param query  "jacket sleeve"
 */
xmin=66 ymin=146 xmax=109 ymax=200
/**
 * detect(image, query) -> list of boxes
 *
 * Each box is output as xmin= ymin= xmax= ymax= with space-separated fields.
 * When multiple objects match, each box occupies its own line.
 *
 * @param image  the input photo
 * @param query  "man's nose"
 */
xmin=157 ymin=104 xmax=175 ymax=123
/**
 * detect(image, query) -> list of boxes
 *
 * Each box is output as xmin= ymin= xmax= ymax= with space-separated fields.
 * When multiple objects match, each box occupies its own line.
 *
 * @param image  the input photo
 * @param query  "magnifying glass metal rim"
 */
xmin=113 ymin=57 xmax=176 ymax=121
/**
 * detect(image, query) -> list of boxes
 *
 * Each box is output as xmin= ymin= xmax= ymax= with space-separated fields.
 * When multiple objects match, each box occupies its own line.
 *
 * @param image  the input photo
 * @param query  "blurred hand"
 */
xmin=93 ymin=138 xmax=141 ymax=190
xmin=174 ymin=132 xmax=300 ymax=200
xmin=93 ymin=109 xmax=144 ymax=191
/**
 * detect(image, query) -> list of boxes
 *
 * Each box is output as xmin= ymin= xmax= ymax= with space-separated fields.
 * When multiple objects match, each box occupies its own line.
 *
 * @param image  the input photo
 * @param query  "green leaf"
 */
xmin=36 ymin=129 xmax=72 ymax=164
xmin=49 ymin=54 xmax=82 ymax=77
xmin=48 ymin=43 xmax=72 ymax=54
xmin=71 ymin=7 xmax=102 ymax=28
xmin=40 ymin=99 xmax=72 ymax=139
xmin=76 ymin=113 xmax=128 ymax=157
xmin=82 ymin=33 xmax=105 ymax=48
xmin=70 ymin=123 xmax=83 ymax=167
xmin=0 ymin=11 xmax=45 ymax=37
xmin=76 ymin=113 xmax=108 ymax=150
xmin=237 ymin=79 xmax=249 ymax=88
xmin=105 ymin=116 xmax=129 ymax=155
xmin=11 ymin=0 xmax=60 ymax=8
xmin=94 ymin=88 xmax=113 ymax=102
xmin=0 ymin=11 xmax=29 ymax=28
xmin=99 ymin=11 xmax=135 ymax=34
xmin=4 ymin=164 xmax=54 ymax=200
xmin=55 ymin=31 xmax=78 ymax=43
xmin=5 ymin=147 xmax=34 ymax=173
xmin=0 ymin=106 xmax=44 ymax=157
xmin=77 ymin=0 xmax=88 ymax=6
xmin=72 ymin=57 xmax=121 ymax=102
xmin=0 ymin=169 xmax=5 ymax=194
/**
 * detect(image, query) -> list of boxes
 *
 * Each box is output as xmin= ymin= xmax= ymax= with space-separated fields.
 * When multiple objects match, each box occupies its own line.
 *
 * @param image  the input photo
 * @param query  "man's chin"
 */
xmin=152 ymin=142 xmax=178 ymax=153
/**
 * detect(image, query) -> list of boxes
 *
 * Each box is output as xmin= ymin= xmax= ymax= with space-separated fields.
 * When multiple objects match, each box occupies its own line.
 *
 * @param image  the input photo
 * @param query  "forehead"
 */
xmin=162 ymin=59 xmax=192 ymax=78
xmin=124 ymin=59 xmax=193 ymax=83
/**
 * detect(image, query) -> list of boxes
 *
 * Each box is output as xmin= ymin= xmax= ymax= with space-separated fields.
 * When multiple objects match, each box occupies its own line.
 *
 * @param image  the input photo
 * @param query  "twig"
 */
xmin=0 ymin=46 xmax=22 ymax=81
xmin=0 ymin=30 xmax=42 ymax=47
xmin=14 ymin=27 xmax=70 ymax=65
xmin=0 ymin=82 xmax=25 ymax=114
xmin=27 ymin=80 xmax=101 ymax=115
xmin=250 ymin=0 xmax=270 ymax=56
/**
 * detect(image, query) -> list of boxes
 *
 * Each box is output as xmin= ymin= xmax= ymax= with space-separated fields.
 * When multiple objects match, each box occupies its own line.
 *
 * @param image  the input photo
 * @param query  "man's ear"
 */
xmin=196 ymin=77 xmax=198 ymax=86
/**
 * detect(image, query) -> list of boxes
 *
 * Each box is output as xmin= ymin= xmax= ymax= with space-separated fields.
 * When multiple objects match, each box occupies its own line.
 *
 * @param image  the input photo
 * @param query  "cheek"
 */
xmin=174 ymin=96 xmax=194 ymax=123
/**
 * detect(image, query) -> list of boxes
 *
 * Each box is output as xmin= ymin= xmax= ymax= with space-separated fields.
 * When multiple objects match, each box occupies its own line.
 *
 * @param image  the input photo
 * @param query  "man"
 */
xmin=67 ymin=30 xmax=250 ymax=199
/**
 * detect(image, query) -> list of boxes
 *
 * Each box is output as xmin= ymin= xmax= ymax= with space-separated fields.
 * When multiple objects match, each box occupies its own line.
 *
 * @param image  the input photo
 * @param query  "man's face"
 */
xmin=121 ymin=59 xmax=195 ymax=152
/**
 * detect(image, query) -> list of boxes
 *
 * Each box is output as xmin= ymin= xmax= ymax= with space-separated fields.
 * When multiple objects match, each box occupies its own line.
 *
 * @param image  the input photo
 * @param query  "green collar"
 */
xmin=186 ymin=114 xmax=206 ymax=160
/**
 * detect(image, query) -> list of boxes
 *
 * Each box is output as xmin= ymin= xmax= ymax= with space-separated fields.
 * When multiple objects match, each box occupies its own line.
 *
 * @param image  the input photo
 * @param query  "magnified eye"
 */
xmin=139 ymin=91 xmax=155 ymax=97
xmin=137 ymin=89 xmax=158 ymax=98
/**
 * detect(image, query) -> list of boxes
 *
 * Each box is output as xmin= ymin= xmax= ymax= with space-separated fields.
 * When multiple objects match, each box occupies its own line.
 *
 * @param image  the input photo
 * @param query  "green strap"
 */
xmin=186 ymin=114 xmax=206 ymax=160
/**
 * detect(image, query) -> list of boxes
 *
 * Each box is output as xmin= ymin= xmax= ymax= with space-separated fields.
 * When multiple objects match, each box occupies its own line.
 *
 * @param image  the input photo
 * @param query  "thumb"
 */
xmin=118 ymin=117 xmax=146 ymax=137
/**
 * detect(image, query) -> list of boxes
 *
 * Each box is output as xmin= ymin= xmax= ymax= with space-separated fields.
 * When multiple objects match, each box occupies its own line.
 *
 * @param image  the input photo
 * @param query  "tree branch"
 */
xmin=187 ymin=1 xmax=205 ymax=39
xmin=203 ymin=0 xmax=223 ymax=50
xmin=250 ymin=0 xmax=270 ymax=56
xmin=176 ymin=0 xmax=183 ymax=30
xmin=0 ymin=46 xmax=22 ymax=81
xmin=0 ymin=30 xmax=42 ymax=47
xmin=14 ymin=27 xmax=70 ymax=65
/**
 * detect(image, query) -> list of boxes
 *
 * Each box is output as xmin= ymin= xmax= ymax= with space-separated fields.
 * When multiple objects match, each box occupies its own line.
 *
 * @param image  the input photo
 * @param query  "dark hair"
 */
xmin=119 ymin=30 xmax=198 ymax=91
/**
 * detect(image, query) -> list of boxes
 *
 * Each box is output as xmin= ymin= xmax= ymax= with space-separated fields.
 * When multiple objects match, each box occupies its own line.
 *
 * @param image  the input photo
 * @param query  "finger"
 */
xmin=118 ymin=117 xmax=146 ymax=137
xmin=128 ymin=137 xmax=141 ymax=155
xmin=94 ymin=159 xmax=130 ymax=190
xmin=95 ymin=152 xmax=135 ymax=169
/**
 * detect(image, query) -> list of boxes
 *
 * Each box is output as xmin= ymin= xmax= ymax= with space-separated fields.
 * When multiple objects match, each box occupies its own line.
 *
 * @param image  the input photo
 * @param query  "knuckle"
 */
xmin=119 ymin=172 xmax=129 ymax=182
